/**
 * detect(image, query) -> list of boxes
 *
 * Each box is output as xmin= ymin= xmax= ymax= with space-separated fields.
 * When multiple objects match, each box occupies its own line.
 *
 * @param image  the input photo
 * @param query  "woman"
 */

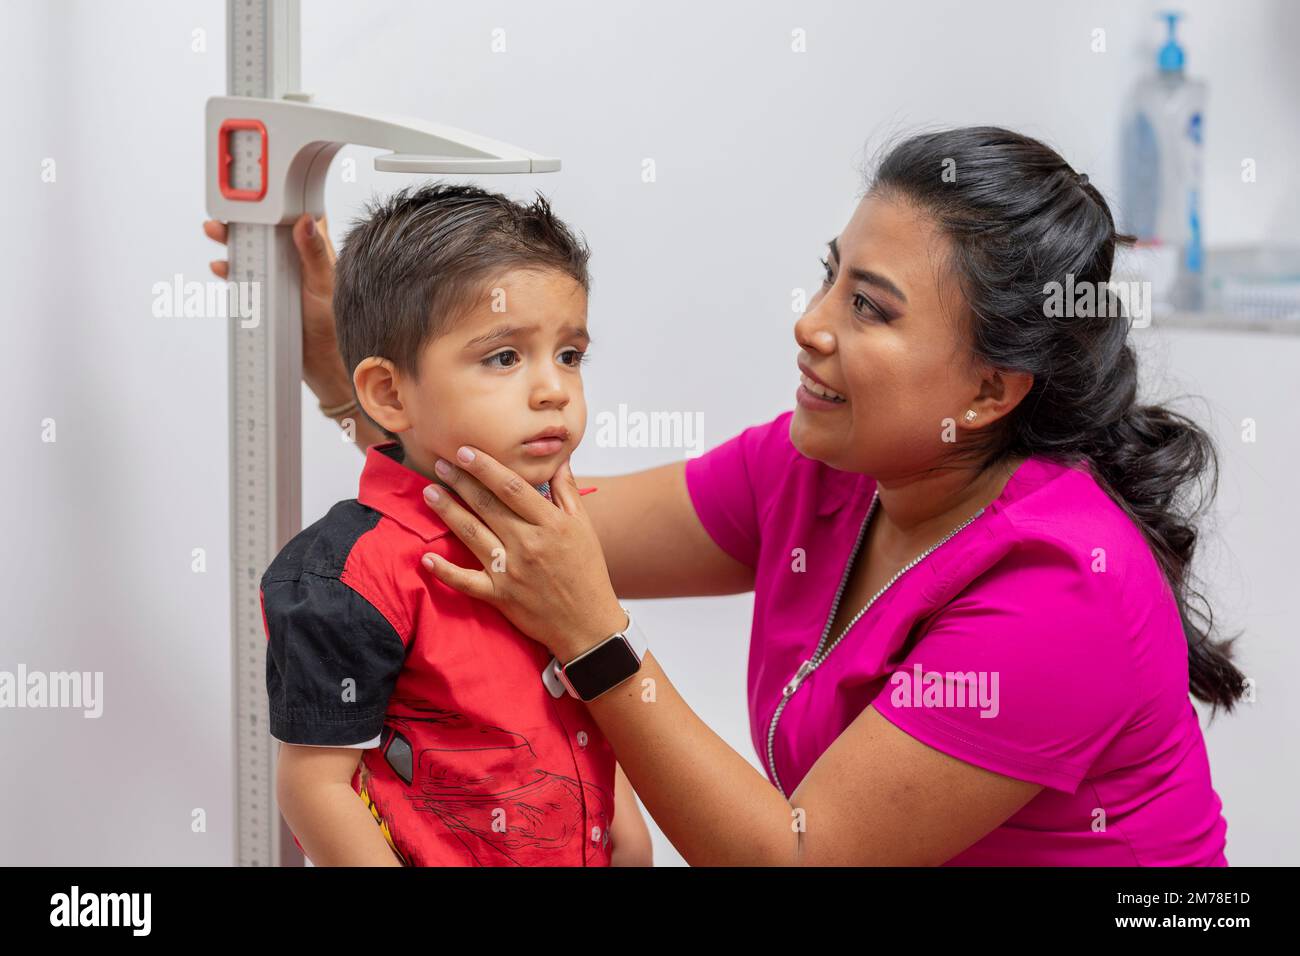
xmin=208 ymin=126 xmax=1243 ymax=866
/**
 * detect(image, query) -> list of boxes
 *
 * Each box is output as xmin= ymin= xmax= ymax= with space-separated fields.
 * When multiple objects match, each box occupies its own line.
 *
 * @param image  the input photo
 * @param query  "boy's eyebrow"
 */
xmin=827 ymin=237 xmax=908 ymax=304
xmin=462 ymin=323 xmax=591 ymax=350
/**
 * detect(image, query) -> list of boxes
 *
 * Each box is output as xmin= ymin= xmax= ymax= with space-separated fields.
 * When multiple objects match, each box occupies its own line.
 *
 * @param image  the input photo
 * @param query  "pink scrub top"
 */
xmin=684 ymin=410 xmax=1228 ymax=866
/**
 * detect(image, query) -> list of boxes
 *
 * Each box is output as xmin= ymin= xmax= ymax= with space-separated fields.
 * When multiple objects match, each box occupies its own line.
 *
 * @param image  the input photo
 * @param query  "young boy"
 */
xmin=260 ymin=182 xmax=652 ymax=866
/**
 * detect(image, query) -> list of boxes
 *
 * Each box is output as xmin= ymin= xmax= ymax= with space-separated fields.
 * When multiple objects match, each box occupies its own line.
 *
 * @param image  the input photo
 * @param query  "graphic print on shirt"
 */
xmin=354 ymin=699 xmax=612 ymax=867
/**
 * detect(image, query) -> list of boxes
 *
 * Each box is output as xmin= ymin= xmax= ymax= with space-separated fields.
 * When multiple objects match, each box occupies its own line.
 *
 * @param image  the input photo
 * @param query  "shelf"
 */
xmin=1135 ymin=312 xmax=1300 ymax=336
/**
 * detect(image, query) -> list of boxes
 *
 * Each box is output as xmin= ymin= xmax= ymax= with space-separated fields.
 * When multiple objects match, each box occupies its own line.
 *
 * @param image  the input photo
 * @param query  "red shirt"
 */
xmin=261 ymin=441 xmax=616 ymax=866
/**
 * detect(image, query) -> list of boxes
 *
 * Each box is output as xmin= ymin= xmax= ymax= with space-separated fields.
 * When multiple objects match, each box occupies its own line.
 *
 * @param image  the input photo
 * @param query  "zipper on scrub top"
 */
xmin=765 ymin=490 xmax=985 ymax=797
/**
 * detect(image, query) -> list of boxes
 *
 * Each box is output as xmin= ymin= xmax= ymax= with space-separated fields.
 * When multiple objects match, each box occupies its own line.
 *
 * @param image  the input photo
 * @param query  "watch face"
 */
xmin=565 ymin=638 xmax=640 ymax=701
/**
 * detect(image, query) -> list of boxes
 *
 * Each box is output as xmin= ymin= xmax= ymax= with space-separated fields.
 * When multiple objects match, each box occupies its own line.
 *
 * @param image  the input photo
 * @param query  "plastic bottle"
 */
xmin=1120 ymin=11 xmax=1206 ymax=310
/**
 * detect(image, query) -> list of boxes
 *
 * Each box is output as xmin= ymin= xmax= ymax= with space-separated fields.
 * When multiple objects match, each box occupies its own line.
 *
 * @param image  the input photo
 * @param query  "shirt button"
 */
xmin=575 ymin=730 xmax=588 ymax=748
xmin=590 ymin=824 xmax=602 ymax=845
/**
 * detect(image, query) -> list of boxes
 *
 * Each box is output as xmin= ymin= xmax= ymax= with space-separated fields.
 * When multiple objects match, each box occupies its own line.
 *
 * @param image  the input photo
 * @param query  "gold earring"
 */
xmin=963 ymin=409 xmax=977 ymax=423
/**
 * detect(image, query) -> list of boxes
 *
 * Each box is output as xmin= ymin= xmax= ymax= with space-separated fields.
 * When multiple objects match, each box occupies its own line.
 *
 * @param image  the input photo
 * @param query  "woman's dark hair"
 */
xmin=869 ymin=126 xmax=1245 ymax=713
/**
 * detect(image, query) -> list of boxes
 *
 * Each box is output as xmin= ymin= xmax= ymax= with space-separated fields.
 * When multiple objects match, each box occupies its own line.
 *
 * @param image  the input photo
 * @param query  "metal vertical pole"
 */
xmin=226 ymin=0 xmax=304 ymax=867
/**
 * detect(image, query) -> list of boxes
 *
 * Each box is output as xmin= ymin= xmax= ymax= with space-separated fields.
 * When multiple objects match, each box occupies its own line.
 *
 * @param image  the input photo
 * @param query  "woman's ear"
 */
xmin=967 ymin=368 xmax=1034 ymax=427
xmin=353 ymin=357 xmax=413 ymax=436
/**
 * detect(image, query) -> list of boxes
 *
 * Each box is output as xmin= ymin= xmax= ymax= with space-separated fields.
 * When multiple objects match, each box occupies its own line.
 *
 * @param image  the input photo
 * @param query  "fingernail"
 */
xmin=424 ymin=484 xmax=440 ymax=503
xmin=434 ymin=459 xmax=453 ymax=478
xmin=456 ymin=446 xmax=475 ymax=463
xmin=306 ymin=217 xmax=315 ymax=237
xmin=421 ymin=554 xmax=436 ymax=570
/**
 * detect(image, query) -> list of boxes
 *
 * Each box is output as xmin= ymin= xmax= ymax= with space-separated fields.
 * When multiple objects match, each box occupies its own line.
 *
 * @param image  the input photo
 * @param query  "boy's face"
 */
xmin=397 ymin=267 xmax=590 ymax=487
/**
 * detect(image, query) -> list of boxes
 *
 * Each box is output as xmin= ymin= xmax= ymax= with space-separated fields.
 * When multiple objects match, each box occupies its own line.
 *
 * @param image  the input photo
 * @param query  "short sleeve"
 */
xmin=871 ymin=537 xmax=1138 ymax=793
xmin=261 ymin=572 xmax=407 ymax=747
xmin=683 ymin=410 xmax=796 ymax=569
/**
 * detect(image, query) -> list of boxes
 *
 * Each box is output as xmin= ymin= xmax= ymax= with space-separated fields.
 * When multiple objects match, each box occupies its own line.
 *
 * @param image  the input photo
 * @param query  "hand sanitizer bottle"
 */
xmin=1120 ymin=11 xmax=1207 ymax=311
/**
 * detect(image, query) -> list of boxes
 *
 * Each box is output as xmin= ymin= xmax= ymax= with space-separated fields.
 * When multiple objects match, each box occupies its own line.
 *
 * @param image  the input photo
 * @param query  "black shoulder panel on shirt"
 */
xmin=262 ymin=499 xmax=383 ymax=583
xmin=260 ymin=500 xmax=407 ymax=746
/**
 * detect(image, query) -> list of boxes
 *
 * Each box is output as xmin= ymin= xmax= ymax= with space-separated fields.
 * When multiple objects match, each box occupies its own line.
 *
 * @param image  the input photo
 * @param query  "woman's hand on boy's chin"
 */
xmin=419 ymin=450 xmax=626 ymax=660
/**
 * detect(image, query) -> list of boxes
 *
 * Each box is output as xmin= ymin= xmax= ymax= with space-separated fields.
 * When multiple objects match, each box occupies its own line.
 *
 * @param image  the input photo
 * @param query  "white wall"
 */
xmin=1 ymin=0 xmax=1295 ymax=866
xmin=1132 ymin=327 xmax=1300 ymax=866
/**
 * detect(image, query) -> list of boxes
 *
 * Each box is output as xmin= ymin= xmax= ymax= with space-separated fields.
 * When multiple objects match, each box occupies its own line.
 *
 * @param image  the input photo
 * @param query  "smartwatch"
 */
xmin=541 ymin=607 xmax=647 ymax=702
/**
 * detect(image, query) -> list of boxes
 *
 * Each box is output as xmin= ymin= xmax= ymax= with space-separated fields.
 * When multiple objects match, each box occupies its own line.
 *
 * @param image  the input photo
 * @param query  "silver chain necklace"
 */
xmin=765 ymin=487 xmax=986 ymax=796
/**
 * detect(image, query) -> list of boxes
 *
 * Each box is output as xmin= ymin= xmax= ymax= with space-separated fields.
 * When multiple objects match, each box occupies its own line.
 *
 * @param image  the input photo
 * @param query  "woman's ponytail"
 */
xmin=1081 ymin=397 xmax=1245 ymax=712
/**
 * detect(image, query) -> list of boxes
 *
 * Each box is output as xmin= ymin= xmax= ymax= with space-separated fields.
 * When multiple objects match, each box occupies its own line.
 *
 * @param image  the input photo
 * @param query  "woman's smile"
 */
xmin=796 ymin=363 xmax=848 ymax=408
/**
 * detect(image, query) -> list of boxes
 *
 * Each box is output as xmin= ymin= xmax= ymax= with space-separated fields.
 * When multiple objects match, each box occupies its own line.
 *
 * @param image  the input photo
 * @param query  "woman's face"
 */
xmin=791 ymin=190 xmax=987 ymax=480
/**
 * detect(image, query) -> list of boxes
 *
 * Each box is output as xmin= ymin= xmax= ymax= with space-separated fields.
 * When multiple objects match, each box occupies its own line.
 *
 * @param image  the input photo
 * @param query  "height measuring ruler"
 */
xmin=226 ymin=0 xmax=302 ymax=868
xmin=208 ymin=0 xmax=561 ymax=865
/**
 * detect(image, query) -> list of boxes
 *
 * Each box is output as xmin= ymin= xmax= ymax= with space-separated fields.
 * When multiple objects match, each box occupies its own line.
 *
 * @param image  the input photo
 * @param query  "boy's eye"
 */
xmin=482 ymin=349 xmax=519 ymax=369
xmin=820 ymin=256 xmax=834 ymax=286
xmin=558 ymin=348 xmax=589 ymax=368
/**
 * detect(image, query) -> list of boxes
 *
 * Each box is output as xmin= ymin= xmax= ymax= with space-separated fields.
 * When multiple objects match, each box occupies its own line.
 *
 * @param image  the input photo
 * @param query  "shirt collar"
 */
xmin=357 ymin=441 xmax=563 ymax=542
xmin=357 ymin=442 xmax=452 ymax=543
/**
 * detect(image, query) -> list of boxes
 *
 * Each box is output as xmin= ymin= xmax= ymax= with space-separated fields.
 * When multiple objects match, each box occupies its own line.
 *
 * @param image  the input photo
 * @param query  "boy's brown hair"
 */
xmin=334 ymin=182 xmax=592 ymax=441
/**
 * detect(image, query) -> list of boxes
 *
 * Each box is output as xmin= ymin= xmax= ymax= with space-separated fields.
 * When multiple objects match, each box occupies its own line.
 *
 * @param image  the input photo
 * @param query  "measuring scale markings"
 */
xmin=227 ymin=0 xmax=299 ymax=867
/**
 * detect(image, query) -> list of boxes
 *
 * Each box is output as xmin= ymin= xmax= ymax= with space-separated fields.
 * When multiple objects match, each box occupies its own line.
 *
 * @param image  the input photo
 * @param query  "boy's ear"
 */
xmin=353 ymin=357 xmax=413 ymax=436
